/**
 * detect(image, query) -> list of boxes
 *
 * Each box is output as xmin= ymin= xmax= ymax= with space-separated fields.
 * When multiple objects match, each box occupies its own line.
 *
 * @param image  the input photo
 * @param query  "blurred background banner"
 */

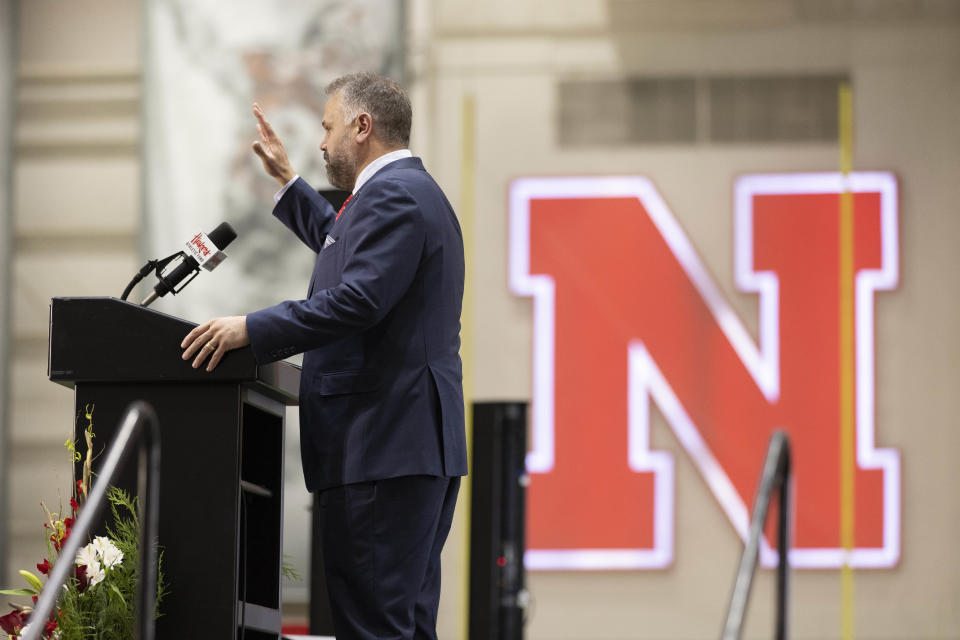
xmin=142 ymin=0 xmax=403 ymax=322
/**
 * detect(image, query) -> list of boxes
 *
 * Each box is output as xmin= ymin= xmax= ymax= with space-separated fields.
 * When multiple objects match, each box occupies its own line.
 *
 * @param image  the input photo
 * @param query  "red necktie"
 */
xmin=336 ymin=194 xmax=353 ymax=221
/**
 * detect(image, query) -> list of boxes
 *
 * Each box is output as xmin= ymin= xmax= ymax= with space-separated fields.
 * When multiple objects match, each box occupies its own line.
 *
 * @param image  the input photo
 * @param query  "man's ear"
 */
xmin=355 ymin=112 xmax=373 ymax=142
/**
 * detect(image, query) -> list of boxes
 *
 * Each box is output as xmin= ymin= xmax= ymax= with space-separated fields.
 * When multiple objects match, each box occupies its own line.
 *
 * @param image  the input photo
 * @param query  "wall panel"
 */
xmin=416 ymin=2 xmax=960 ymax=637
xmin=0 ymin=0 xmax=18 ymax=586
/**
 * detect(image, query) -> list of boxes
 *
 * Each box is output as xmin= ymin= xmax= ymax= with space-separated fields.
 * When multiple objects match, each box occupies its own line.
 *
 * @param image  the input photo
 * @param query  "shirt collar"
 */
xmin=352 ymin=149 xmax=413 ymax=194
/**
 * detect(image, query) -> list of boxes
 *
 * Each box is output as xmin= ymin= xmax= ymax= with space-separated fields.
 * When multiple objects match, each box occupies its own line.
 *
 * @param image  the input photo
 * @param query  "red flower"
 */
xmin=45 ymin=619 xmax=58 ymax=634
xmin=75 ymin=563 xmax=89 ymax=592
xmin=37 ymin=558 xmax=52 ymax=575
xmin=49 ymin=525 xmax=67 ymax=551
xmin=0 ymin=607 xmax=25 ymax=634
xmin=70 ymin=496 xmax=80 ymax=512
xmin=48 ymin=516 xmax=75 ymax=552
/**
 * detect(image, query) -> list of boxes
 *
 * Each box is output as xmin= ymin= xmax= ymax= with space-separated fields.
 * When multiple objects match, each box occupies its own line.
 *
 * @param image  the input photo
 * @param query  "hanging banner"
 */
xmin=143 ymin=0 xmax=403 ymax=321
xmin=511 ymin=173 xmax=901 ymax=570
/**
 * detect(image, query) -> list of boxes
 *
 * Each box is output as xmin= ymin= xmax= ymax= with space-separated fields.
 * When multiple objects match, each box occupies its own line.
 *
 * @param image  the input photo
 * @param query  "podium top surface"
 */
xmin=49 ymin=297 xmax=300 ymax=404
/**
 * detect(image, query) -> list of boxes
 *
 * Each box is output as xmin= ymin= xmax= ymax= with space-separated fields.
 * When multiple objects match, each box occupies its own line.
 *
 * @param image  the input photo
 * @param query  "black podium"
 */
xmin=48 ymin=297 xmax=300 ymax=640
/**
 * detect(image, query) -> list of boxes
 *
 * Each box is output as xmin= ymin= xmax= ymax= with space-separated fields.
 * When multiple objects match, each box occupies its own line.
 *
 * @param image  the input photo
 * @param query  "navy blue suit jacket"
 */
xmin=246 ymin=157 xmax=467 ymax=492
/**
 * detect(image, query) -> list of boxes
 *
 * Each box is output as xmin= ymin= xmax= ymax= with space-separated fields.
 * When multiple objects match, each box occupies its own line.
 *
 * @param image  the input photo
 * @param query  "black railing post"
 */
xmin=775 ymin=447 xmax=791 ymax=640
xmin=134 ymin=401 xmax=161 ymax=640
xmin=21 ymin=402 xmax=161 ymax=640
xmin=721 ymin=430 xmax=792 ymax=640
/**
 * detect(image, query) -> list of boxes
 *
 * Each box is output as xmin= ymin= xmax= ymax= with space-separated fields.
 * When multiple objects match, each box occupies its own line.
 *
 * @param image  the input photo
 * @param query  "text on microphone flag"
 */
xmin=185 ymin=231 xmax=228 ymax=271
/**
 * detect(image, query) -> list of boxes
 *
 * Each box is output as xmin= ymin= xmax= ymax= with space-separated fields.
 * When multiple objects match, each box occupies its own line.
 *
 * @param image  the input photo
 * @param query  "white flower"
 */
xmin=76 ymin=542 xmax=98 ymax=568
xmin=92 ymin=536 xmax=108 ymax=557
xmin=76 ymin=540 xmax=109 ymax=590
xmin=86 ymin=560 xmax=105 ymax=588
xmin=95 ymin=536 xmax=123 ymax=569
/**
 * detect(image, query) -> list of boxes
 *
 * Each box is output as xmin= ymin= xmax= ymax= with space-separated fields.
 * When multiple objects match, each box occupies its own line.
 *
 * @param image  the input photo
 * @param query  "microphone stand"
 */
xmin=121 ymin=252 xmax=199 ymax=307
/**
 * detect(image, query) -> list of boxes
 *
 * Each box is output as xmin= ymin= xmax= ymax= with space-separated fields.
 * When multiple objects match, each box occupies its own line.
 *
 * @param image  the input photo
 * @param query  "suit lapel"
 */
xmin=307 ymin=156 xmax=425 ymax=297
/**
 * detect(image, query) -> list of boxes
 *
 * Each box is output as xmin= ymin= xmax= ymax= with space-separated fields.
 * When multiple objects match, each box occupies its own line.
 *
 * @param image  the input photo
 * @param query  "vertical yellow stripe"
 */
xmin=838 ymin=82 xmax=856 ymax=640
xmin=459 ymin=93 xmax=476 ymax=640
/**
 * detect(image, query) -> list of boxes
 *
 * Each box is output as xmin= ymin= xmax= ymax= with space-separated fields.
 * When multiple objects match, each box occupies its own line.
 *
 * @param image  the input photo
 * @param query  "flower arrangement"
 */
xmin=0 ymin=408 xmax=166 ymax=639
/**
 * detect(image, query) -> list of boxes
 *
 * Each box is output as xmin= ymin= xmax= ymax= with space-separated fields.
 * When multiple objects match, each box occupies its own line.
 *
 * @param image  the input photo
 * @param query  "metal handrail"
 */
xmin=23 ymin=402 xmax=161 ymax=640
xmin=721 ymin=430 xmax=792 ymax=640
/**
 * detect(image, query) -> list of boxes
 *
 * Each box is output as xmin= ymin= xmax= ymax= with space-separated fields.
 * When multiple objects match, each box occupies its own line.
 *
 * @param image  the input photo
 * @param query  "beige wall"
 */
xmin=5 ymin=1 xmax=960 ymax=639
xmin=6 ymin=0 xmax=142 ymax=594
xmin=0 ymin=0 xmax=15 ymax=586
xmin=414 ymin=1 xmax=960 ymax=639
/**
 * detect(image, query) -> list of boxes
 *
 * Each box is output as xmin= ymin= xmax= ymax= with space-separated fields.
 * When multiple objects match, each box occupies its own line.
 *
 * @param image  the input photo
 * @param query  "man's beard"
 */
xmin=324 ymin=147 xmax=357 ymax=192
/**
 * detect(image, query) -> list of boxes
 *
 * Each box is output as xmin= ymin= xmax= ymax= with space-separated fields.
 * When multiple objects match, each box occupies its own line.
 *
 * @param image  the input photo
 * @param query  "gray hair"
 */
xmin=326 ymin=72 xmax=412 ymax=148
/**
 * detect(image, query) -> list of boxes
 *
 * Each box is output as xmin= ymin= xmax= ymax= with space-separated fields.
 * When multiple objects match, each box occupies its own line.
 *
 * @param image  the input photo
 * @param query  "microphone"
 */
xmin=140 ymin=222 xmax=238 ymax=307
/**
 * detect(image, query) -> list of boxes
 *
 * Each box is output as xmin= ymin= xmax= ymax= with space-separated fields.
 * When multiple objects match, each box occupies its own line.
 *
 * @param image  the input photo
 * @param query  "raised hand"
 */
xmin=252 ymin=102 xmax=296 ymax=186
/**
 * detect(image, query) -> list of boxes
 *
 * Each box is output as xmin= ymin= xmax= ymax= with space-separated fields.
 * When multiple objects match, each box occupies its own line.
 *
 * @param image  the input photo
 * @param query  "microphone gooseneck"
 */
xmin=140 ymin=289 xmax=161 ymax=307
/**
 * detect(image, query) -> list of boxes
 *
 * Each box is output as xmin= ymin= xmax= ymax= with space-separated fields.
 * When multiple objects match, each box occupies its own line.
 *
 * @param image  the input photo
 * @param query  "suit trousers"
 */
xmin=318 ymin=474 xmax=461 ymax=640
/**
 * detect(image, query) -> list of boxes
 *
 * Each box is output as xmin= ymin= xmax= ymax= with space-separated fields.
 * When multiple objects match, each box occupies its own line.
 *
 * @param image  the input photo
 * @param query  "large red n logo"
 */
xmin=510 ymin=173 xmax=900 ymax=570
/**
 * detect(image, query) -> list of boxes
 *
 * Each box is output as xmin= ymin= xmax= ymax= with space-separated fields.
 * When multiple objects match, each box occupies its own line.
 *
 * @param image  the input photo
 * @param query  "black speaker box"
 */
xmin=469 ymin=401 xmax=528 ymax=640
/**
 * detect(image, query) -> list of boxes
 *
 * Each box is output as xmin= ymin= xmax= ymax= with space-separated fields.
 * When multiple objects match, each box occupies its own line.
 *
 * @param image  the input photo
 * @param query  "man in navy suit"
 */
xmin=181 ymin=72 xmax=467 ymax=640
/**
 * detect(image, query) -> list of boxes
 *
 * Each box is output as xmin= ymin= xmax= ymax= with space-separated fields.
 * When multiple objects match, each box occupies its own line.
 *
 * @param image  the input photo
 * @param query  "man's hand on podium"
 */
xmin=181 ymin=316 xmax=250 ymax=372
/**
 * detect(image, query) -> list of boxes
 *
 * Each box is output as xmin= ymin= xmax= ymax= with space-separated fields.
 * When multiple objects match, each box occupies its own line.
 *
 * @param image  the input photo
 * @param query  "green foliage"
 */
xmin=19 ymin=571 xmax=44 ymax=593
xmin=282 ymin=554 xmax=302 ymax=583
xmin=52 ymin=488 xmax=167 ymax=640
